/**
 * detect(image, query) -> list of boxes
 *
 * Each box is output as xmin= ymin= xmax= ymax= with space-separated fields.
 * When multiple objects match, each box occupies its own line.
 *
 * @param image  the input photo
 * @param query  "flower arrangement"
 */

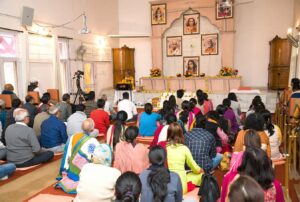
xmin=150 ymin=68 xmax=161 ymax=77
xmin=218 ymin=67 xmax=238 ymax=76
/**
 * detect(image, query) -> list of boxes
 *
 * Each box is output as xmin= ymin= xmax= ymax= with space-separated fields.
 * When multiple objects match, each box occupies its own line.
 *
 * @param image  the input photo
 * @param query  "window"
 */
xmin=0 ymin=33 xmax=17 ymax=58
xmin=1 ymin=61 xmax=18 ymax=93
xmin=28 ymin=34 xmax=53 ymax=62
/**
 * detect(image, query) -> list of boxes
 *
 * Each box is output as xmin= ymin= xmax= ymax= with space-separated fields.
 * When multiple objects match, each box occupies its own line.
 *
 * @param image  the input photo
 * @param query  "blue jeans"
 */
xmin=212 ymin=153 xmax=223 ymax=169
xmin=0 ymin=163 xmax=16 ymax=178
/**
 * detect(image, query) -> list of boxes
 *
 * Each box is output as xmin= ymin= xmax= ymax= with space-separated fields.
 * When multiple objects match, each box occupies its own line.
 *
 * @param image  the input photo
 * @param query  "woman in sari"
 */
xmin=176 ymin=100 xmax=195 ymax=132
xmin=55 ymin=119 xmax=100 ymax=194
xmin=106 ymin=111 xmax=127 ymax=150
xmin=114 ymin=126 xmax=149 ymax=174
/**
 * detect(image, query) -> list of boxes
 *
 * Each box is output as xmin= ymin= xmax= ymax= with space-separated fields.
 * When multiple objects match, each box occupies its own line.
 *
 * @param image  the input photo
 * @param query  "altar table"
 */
xmin=140 ymin=76 xmax=241 ymax=92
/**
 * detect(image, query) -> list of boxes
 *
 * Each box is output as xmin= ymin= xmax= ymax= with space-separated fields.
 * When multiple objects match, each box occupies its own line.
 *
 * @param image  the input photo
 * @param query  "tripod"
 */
xmin=73 ymin=77 xmax=85 ymax=104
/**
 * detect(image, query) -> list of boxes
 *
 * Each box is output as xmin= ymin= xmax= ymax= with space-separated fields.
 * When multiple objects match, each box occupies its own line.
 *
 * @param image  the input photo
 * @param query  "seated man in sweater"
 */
xmin=5 ymin=108 xmax=53 ymax=167
xmin=40 ymin=106 xmax=68 ymax=153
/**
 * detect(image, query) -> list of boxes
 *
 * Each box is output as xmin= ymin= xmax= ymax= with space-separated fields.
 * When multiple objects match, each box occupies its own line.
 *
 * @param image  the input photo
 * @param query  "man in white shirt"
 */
xmin=117 ymin=92 xmax=137 ymax=121
xmin=67 ymin=104 xmax=87 ymax=137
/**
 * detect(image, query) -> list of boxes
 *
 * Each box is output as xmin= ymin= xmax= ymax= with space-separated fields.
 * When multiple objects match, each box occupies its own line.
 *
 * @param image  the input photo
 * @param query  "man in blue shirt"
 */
xmin=40 ymin=106 xmax=68 ymax=153
xmin=184 ymin=114 xmax=223 ymax=173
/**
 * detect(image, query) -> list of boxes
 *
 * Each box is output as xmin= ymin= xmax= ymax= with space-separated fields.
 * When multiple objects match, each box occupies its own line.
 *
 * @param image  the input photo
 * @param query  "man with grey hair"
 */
xmin=40 ymin=106 xmax=68 ymax=153
xmin=33 ymin=104 xmax=50 ymax=137
xmin=56 ymin=118 xmax=99 ymax=193
xmin=5 ymin=108 xmax=54 ymax=167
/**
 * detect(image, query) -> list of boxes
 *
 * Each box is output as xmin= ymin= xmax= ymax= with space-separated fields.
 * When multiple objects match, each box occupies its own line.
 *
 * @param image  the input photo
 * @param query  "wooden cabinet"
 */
xmin=112 ymin=45 xmax=135 ymax=88
xmin=268 ymin=36 xmax=292 ymax=90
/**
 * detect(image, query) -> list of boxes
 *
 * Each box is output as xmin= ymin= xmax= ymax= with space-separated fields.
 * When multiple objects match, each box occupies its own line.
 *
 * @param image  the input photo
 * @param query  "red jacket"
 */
xmin=90 ymin=109 xmax=110 ymax=138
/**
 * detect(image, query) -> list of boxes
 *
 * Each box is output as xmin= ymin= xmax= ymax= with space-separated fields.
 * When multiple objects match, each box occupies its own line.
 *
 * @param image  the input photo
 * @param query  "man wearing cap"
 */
xmin=5 ymin=108 xmax=53 ymax=167
xmin=40 ymin=106 xmax=68 ymax=153
xmin=28 ymin=79 xmax=41 ymax=96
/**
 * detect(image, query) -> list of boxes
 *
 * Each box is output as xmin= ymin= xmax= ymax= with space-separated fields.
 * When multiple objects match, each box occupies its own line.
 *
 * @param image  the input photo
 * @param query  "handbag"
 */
xmin=198 ymin=173 xmax=220 ymax=202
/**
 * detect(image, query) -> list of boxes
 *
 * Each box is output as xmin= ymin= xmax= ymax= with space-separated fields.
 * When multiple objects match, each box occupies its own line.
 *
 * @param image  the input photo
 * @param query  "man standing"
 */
xmin=40 ymin=106 xmax=68 ymax=153
xmin=5 ymin=108 xmax=53 ymax=167
xmin=23 ymin=95 xmax=38 ymax=128
xmin=117 ymin=92 xmax=137 ymax=121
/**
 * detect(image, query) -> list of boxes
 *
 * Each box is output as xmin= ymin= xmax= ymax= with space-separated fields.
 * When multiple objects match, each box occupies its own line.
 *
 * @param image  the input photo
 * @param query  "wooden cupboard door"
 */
xmin=268 ymin=66 xmax=290 ymax=90
xmin=269 ymin=36 xmax=291 ymax=66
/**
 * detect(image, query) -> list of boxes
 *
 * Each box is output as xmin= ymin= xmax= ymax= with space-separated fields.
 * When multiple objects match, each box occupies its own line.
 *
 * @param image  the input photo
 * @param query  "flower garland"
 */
xmin=150 ymin=68 xmax=161 ymax=77
xmin=218 ymin=67 xmax=238 ymax=76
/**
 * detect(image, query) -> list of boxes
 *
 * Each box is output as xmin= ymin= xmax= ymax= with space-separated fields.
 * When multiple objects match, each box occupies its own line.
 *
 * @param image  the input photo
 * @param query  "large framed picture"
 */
xmin=151 ymin=4 xmax=167 ymax=25
xmin=183 ymin=13 xmax=200 ymax=35
xmin=216 ymin=0 xmax=233 ymax=20
xmin=183 ymin=56 xmax=200 ymax=76
xmin=201 ymin=34 xmax=219 ymax=55
xmin=166 ymin=36 xmax=182 ymax=57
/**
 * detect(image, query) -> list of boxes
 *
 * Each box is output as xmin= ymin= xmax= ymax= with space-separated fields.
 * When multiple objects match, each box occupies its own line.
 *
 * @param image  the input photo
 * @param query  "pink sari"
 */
xmin=113 ymin=142 xmax=149 ymax=174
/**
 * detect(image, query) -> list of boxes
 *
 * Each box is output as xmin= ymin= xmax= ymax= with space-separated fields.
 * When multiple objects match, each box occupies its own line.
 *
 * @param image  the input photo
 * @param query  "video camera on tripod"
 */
xmin=72 ymin=70 xmax=85 ymax=104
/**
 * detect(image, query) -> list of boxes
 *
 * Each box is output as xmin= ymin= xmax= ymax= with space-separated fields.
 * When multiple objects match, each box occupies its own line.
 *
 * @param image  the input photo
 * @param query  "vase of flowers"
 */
xmin=218 ymin=67 xmax=238 ymax=76
xmin=150 ymin=68 xmax=161 ymax=77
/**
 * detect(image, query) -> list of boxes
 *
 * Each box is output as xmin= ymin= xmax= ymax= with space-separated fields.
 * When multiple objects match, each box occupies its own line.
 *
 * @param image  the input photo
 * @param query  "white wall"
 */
xmin=118 ymin=0 xmax=294 ymax=88
xmin=0 ymin=0 xmax=119 ymax=98
xmin=234 ymin=0 xmax=294 ymax=87
xmin=118 ymin=0 xmax=152 ymax=83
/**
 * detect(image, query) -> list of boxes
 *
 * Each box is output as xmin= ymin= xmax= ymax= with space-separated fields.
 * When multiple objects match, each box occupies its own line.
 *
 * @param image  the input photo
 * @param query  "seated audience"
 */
xmin=230 ymin=129 xmax=261 ymax=172
xmin=1 ymin=83 xmax=18 ymax=100
xmin=138 ymin=103 xmax=161 ymax=137
xmin=196 ymin=92 xmax=211 ymax=115
xmin=118 ymin=92 xmax=137 ymax=121
xmin=115 ymin=171 xmax=142 ymax=202
xmin=203 ymin=92 xmax=214 ymax=112
xmin=0 ymin=163 xmax=16 ymax=180
xmin=185 ymin=114 xmax=222 ymax=173
xmin=177 ymin=100 xmax=195 ymax=132
xmin=166 ymin=122 xmax=203 ymax=194
xmin=176 ymin=89 xmax=184 ymax=110
xmin=189 ymin=98 xmax=201 ymax=115
xmin=38 ymin=93 xmax=51 ymax=112
xmin=66 ymin=104 xmax=87 ymax=137
xmin=90 ymin=99 xmax=110 ymax=137
xmin=169 ymin=95 xmax=177 ymax=112
xmin=228 ymin=175 xmax=264 ymax=202
xmin=23 ymin=95 xmax=38 ymax=128
xmin=215 ymin=105 xmax=232 ymax=149
xmin=106 ymin=111 xmax=127 ymax=149
xmin=114 ymin=126 xmax=149 ymax=174
xmin=246 ymin=96 xmax=265 ymax=117
xmin=158 ymin=100 xmax=174 ymax=125
xmin=5 ymin=108 xmax=53 ymax=167
xmin=33 ymin=104 xmax=49 ymax=137
xmin=227 ymin=92 xmax=242 ymax=125
xmin=56 ymin=118 xmax=100 ymax=194
xmin=0 ymin=99 xmax=7 ymax=132
xmin=222 ymin=98 xmax=239 ymax=134
xmin=102 ymin=94 xmax=116 ymax=118
xmin=234 ymin=113 xmax=271 ymax=157
xmin=150 ymin=113 xmax=177 ymax=148
xmin=2 ymin=99 xmax=22 ymax=143
xmin=220 ymin=148 xmax=284 ymax=202
xmin=140 ymin=145 xmax=183 ymax=202
xmin=84 ymin=91 xmax=97 ymax=117
xmin=205 ymin=111 xmax=223 ymax=151
xmin=40 ymin=106 xmax=68 ymax=153
xmin=261 ymin=109 xmax=283 ymax=160
xmin=74 ymin=144 xmax=121 ymax=201
xmin=56 ymin=93 xmax=72 ymax=122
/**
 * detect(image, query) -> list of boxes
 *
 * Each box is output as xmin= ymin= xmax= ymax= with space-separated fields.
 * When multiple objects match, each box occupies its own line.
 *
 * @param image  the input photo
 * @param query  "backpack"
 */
xmin=198 ymin=173 xmax=220 ymax=202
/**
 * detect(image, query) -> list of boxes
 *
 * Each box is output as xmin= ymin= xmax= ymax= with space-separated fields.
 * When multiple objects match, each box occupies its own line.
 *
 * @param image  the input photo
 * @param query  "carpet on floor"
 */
xmin=0 ymin=154 xmax=63 ymax=186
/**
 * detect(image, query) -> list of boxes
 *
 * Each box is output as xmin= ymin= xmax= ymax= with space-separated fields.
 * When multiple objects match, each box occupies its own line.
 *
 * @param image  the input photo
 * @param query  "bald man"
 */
xmin=56 ymin=118 xmax=100 ymax=194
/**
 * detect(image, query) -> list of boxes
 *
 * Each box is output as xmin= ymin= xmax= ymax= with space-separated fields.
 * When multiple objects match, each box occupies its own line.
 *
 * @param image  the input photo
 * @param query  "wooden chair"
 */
xmin=0 ymin=94 xmax=12 ymax=109
xmin=27 ymin=92 xmax=40 ymax=105
xmin=47 ymin=89 xmax=60 ymax=102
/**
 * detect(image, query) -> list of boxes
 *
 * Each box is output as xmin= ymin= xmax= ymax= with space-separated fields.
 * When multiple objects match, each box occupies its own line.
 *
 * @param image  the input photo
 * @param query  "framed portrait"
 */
xmin=183 ymin=13 xmax=200 ymax=35
xmin=183 ymin=56 xmax=200 ymax=76
xmin=201 ymin=34 xmax=219 ymax=55
xmin=166 ymin=36 xmax=182 ymax=57
xmin=216 ymin=0 xmax=233 ymax=20
xmin=151 ymin=4 xmax=167 ymax=25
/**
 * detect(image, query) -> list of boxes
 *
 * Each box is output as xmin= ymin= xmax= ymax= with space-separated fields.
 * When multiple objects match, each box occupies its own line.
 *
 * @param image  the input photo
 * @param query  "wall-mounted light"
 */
xmin=287 ymin=26 xmax=300 ymax=48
